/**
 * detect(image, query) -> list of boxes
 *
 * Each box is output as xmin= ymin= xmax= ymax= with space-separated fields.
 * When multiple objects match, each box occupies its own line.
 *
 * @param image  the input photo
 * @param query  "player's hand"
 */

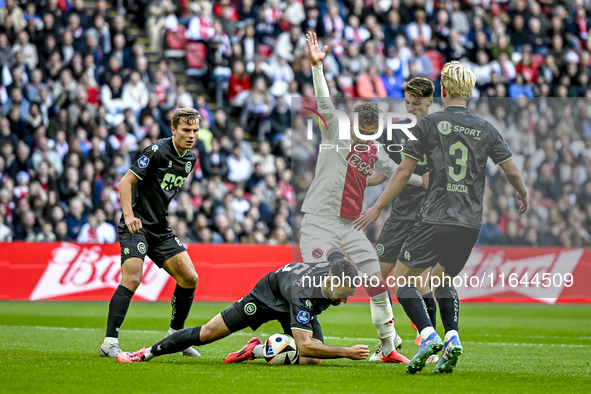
xmin=305 ymin=31 xmax=327 ymax=67
xmin=353 ymin=206 xmax=381 ymax=231
xmin=421 ymin=172 xmax=429 ymax=189
xmin=125 ymin=214 xmax=143 ymax=234
xmin=347 ymin=345 xmax=370 ymax=360
xmin=517 ymin=191 xmax=528 ymax=215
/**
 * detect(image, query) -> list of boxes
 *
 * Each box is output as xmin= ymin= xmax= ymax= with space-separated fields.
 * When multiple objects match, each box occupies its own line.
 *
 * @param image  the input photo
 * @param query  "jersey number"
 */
xmin=448 ymin=142 xmax=468 ymax=182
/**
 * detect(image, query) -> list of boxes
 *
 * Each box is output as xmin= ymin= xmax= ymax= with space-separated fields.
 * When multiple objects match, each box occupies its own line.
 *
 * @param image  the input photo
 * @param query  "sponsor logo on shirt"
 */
xmin=438 ymin=121 xmax=453 ymax=135
xmin=161 ymin=173 xmax=187 ymax=191
xmin=347 ymin=154 xmax=376 ymax=176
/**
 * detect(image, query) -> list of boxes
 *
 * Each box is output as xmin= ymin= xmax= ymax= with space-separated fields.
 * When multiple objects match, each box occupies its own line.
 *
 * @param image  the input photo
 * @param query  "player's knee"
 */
xmin=121 ymin=273 xmax=142 ymax=291
xmin=179 ymin=271 xmax=198 ymax=288
xmin=199 ymin=323 xmax=215 ymax=344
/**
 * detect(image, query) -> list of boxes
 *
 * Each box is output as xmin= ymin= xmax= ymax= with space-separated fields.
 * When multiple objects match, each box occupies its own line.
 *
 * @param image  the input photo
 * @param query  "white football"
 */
xmin=263 ymin=334 xmax=299 ymax=365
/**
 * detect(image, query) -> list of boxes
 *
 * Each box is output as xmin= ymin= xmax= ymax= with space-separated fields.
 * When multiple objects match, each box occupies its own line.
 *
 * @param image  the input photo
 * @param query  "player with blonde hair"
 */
xmin=355 ymin=61 xmax=528 ymax=373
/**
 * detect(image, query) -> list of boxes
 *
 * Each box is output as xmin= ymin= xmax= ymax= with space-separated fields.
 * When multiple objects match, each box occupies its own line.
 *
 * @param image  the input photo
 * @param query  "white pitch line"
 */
xmin=0 ymin=325 xmax=589 ymax=349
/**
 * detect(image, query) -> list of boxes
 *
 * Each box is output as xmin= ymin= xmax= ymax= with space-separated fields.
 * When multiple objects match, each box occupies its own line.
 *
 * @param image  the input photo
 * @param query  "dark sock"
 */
xmin=396 ymin=285 xmax=432 ymax=333
xmin=106 ymin=285 xmax=134 ymax=338
xmin=152 ymin=326 xmax=203 ymax=356
xmin=422 ymin=292 xmax=437 ymax=330
xmin=170 ymin=284 xmax=195 ymax=330
xmin=435 ymin=285 xmax=459 ymax=334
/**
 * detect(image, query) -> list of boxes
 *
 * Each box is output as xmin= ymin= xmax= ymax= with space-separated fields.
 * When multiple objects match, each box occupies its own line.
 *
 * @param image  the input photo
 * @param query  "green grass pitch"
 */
xmin=1 ymin=301 xmax=590 ymax=394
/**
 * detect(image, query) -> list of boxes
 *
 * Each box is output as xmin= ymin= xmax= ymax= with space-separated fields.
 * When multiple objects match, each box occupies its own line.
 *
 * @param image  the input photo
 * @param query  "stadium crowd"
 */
xmin=1 ymin=0 xmax=591 ymax=248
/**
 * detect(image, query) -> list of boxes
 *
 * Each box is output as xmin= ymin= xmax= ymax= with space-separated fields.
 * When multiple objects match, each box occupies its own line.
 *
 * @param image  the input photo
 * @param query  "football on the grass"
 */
xmin=263 ymin=334 xmax=299 ymax=365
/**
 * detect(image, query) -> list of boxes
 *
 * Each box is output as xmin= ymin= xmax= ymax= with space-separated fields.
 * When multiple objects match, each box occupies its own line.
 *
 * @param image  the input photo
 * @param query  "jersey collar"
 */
xmin=171 ymin=138 xmax=188 ymax=157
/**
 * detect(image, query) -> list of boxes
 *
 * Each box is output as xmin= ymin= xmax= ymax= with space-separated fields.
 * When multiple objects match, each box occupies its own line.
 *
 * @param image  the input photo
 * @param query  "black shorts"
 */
xmin=221 ymin=294 xmax=324 ymax=343
xmin=375 ymin=217 xmax=418 ymax=264
xmin=398 ymin=222 xmax=480 ymax=277
xmin=118 ymin=222 xmax=186 ymax=268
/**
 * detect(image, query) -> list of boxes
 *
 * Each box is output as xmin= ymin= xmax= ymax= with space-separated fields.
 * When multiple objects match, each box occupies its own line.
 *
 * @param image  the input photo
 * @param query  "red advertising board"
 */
xmin=0 ymin=242 xmax=590 ymax=303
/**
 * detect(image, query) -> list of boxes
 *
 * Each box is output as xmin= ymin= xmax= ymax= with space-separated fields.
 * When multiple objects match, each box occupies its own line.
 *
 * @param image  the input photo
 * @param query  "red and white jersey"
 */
xmin=301 ymin=65 xmax=422 ymax=220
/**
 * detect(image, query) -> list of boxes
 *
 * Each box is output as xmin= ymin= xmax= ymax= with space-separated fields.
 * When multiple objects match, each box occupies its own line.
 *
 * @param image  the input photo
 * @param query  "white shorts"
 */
xmin=299 ymin=213 xmax=380 ymax=275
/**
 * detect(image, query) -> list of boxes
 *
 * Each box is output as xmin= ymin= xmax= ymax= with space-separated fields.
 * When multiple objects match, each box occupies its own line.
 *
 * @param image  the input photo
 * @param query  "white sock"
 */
xmin=370 ymin=292 xmax=397 ymax=356
xmin=103 ymin=337 xmax=118 ymax=346
xmin=420 ymin=327 xmax=435 ymax=341
xmin=252 ymin=344 xmax=264 ymax=359
xmin=167 ymin=327 xmax=177 ymax=335
xmin=144 ymin=346 xmax=154 ymax=361
xmin=445 ymin=330 xmax=459 ymax=343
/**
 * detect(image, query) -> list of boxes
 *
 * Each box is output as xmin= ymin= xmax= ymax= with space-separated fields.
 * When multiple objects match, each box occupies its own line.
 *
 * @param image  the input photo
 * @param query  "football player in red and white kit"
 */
xmin=299 ymin=32 xmax=428 ymax=363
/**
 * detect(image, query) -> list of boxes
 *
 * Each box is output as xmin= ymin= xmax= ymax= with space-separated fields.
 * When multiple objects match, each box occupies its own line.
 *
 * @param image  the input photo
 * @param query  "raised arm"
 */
xmin=306 ymin=31 xmax=338 ymax=140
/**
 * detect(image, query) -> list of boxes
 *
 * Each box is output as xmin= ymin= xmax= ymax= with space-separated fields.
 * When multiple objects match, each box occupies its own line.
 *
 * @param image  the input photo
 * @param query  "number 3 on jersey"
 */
xmin=448 ymin=142 xmax=468 ymax=182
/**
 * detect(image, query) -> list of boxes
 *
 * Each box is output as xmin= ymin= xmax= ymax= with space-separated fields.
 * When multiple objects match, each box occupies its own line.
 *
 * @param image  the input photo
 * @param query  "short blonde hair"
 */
xmin=440 ymin=61 xmax=475 ymax=98
xmin=402 ymin=77 xmax=435 ymax=98
xmin=171 ymin=108 xmax=202 ymax=129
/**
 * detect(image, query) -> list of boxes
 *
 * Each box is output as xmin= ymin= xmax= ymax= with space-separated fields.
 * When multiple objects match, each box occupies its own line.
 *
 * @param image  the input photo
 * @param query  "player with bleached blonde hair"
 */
xmin=354 ymin=61 xmax=528 ymax=374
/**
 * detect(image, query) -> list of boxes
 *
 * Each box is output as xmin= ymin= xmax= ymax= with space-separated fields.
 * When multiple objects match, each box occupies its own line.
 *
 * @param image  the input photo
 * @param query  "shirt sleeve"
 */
xmin=374 ymin=143 xmax=423 ymax=186
xmin=402 ymin=117 xmax=429 ymax=163
xmin=129 ymin=144 xmax=161 ymax=181
xmin=487 ymin=126 xmax=512 ymax=165
xmin=290 ymin=299 xmax=314 ymax=333
xmin=311 ymin=64 xmax=339 ymax=141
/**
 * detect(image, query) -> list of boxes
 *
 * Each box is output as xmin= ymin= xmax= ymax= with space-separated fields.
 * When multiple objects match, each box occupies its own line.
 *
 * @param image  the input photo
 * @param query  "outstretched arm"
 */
xmin=292 ymin=329 xmax=369 ymax=360
xmin=354 ymin=155 xmax=419 ymax=231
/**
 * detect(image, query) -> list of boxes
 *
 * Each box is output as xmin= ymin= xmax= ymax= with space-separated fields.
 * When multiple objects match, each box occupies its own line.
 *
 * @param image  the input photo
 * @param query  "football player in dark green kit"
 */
xmin=100 ymin=108 xmax=201 ymax=358
xmin=355 ymin=62 xmax=528 ymax=374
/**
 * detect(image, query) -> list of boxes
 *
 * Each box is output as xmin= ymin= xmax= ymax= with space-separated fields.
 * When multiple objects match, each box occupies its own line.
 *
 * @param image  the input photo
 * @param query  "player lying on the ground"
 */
xmin=100 ymin=108 xmax=201 ymax=359
xmin=355 ymin=61 xmax=528 ymax=374
xmin=117 ymin=248 xmax=370 ymax=365
xmin=367 ymin=77 xmax=439 ymax=362
xmin=299 ymin=31 xmax=429 ymax=365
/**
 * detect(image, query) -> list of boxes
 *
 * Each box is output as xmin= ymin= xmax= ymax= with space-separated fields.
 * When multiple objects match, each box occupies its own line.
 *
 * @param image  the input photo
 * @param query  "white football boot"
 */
xmin=100 ymin=338 xmax=123 ymax=357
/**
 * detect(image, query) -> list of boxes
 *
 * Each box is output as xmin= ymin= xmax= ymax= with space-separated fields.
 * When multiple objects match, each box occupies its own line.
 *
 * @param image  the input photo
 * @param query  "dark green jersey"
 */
xmin=126 ymin=137 xmax=197 ymax=232
xmin=386 ymin=120 xmax=429 ymax=220
xmin=250 ymin=262 xmax=333 ymax=333
xmin=404 ymin=105 xmax=512 ymax=229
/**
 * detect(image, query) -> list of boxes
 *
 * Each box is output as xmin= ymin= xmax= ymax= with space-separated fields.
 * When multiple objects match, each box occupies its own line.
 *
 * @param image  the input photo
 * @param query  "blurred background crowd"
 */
xmin=1 ymin=0 xmax=591 ymax=248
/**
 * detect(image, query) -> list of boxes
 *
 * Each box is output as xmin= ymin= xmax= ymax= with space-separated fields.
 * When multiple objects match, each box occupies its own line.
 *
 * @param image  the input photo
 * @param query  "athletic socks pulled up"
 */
xmin=422 ymin=291 xmax=437 ymax=330
xmin=151 ymin=326 xmax=203 ymax=357
xmin=170 ymin=284 xmax=196 ymax=330
xmin=396 ymin=285 xmax=433 ymax=334
xmin=105 ymin=285 xmax=134 ymax=338
xmin=435 ymin=285 xmax=460 ymax=334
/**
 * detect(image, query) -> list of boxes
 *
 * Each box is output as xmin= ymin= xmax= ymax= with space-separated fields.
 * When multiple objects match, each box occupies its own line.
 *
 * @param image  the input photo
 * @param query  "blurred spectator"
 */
xmin=227 ymin=144 xmax=252 ymax=183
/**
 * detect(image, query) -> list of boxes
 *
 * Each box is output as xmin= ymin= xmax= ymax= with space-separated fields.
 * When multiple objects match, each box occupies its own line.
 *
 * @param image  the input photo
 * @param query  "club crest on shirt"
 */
xmin=138 ymin=156 xmax=149 ymax=168
xmin=185 ymin=161 xmax=192 ymax=173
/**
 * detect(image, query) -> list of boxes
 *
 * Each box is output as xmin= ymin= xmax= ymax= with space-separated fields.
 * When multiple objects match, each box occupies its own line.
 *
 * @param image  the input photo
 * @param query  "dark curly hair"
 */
xmin=353 ymin=101 xmax=380 ymax=128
